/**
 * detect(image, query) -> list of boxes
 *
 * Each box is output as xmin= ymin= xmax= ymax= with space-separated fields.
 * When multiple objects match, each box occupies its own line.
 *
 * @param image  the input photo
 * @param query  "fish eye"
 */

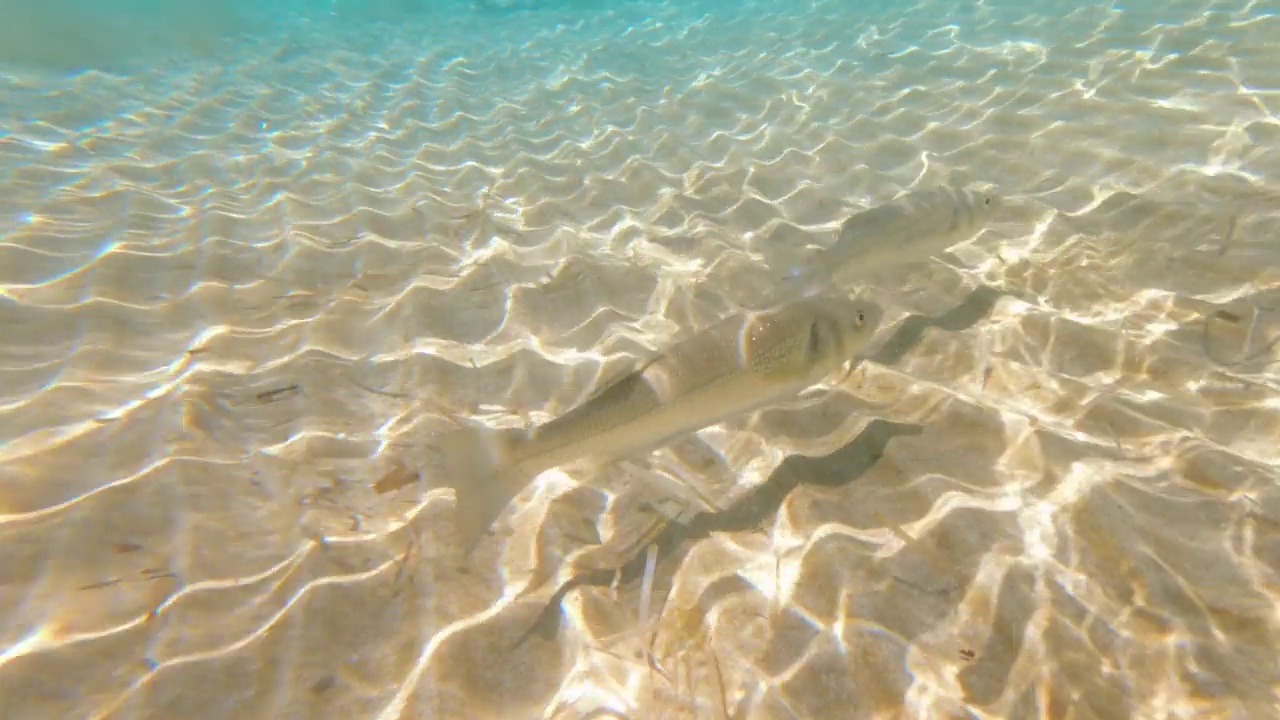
xmin=854 ymin=310 xmax=866 ymax=327
xmin=984 ymin=196 xmax=992 ymax=206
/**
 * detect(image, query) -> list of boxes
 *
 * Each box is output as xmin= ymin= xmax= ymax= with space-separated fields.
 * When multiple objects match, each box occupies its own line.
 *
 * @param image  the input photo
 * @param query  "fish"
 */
xmin=423 ymin=293 xmax=884 ymax=554
xmin=785 ymin=184 xmax=1001 ymax=292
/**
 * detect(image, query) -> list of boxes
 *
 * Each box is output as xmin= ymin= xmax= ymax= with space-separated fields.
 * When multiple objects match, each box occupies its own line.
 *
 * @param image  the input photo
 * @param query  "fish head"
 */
xmin=815 ymin=295 xmax=884 ymax=364
xmin=743 ymin=295 xmax=884 ymax=383
xmin=959 ymin=186 xmax=1002 ymax=228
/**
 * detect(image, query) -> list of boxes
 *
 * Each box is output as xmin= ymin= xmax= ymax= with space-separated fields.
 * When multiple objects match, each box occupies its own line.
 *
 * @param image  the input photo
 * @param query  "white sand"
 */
xmin=1 ymin=0 xmax=1279 ymax=717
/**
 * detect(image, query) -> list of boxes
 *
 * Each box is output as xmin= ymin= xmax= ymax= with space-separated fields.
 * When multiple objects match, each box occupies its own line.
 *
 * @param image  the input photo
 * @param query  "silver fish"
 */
xmin=787 ymin=185 xmax=1001 ymax=291
xmin=428 ymin=294 xmax=884 ymax=554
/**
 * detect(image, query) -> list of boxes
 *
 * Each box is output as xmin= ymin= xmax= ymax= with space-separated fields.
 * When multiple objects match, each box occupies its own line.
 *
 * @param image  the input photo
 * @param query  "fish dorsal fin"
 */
xmin=577 ymin=354 xmax=660 ymax=405
xmin=525 ymin=357 xmax=667 ymax=454
xmin=581 ymin=360 xmax=656 ymax=406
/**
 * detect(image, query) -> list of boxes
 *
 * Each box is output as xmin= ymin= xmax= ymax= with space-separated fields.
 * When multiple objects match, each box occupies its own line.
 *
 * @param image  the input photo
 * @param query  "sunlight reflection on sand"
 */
xmin=1 ymin=0 xmax=1279 ymax=718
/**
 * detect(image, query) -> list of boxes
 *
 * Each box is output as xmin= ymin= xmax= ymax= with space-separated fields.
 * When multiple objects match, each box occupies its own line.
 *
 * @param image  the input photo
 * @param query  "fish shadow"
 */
xmin=867 ymin=283 xmax=1011 ymax=366
xmin=514 ymin=417 xmax=925 ymax=647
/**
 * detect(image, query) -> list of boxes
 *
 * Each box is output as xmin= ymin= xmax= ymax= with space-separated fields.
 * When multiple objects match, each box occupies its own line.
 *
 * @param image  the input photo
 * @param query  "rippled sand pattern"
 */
xmin=2 ymin=0 xmax=1280 ymax=717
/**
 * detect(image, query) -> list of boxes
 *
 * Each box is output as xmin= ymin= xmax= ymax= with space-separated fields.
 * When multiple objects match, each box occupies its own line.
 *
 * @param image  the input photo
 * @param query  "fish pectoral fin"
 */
xmin=833 ymin=358 xmax=859 ymax=386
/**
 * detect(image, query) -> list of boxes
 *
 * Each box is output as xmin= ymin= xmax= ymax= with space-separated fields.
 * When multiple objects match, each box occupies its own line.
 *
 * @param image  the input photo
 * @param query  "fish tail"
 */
xmin=430 ymin=423 xmax=529 ymax=555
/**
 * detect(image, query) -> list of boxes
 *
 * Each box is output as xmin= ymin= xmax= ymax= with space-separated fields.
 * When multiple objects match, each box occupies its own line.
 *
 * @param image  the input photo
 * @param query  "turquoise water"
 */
xmin=0 ymin=0 xmax=627 ymax=73
xmin=2 ymin=0 xmax=1279 ymax=718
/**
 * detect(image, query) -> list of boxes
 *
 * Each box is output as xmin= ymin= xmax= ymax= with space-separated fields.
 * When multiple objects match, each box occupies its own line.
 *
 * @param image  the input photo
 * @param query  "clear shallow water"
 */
xmin=1 ymin=0 xmax=1279 ymax=718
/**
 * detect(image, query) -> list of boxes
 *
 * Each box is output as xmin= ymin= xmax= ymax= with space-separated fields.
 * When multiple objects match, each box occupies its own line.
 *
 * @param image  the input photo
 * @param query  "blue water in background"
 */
xmin=0 ymin=0 xmax=636 ymax=73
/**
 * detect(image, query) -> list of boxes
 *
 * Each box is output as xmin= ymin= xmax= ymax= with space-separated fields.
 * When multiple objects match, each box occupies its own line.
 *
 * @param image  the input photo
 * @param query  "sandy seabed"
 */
xmin=2 ymin=0 xmax=1280 ymax=718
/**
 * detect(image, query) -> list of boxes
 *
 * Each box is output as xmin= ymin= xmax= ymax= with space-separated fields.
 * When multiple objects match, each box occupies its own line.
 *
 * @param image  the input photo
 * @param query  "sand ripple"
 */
xmin=2 ymin=0 xmax=1279 ymax=717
